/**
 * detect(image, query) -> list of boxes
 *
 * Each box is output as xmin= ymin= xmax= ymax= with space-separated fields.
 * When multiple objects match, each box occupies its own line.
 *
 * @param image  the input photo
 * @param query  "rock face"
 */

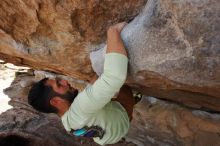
xmin=121 ymin=0 xmax=220 ymax=112
xmin=126 ymin=96 xmax=220 ymax=146
xmin=91 ymin=0 xmax=220 ymax=112
xmin=0 ymin=0 xmax=146 ymax=81
xmin=0 ymin=0 xmax=219 ymax=111
xmin=0 ymin=0 xmax=220 ymax=145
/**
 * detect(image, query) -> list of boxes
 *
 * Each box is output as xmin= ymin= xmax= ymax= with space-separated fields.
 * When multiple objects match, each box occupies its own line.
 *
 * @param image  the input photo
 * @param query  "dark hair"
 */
xmin=28 ymin=78 xmax=58 ymax=113
xmin=28 ymin=78 xmax=78 ymax=114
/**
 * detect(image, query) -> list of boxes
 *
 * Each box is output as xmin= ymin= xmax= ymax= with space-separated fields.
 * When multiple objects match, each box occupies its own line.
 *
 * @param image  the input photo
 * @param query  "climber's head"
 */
xmin=28 ymin=78 xmax=78 ymax=116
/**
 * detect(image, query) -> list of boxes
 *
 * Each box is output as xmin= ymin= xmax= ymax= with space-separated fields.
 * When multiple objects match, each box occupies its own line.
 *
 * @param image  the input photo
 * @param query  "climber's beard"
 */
xmin=54 ymin=77 xmax=79 ymax=104
xmin=60 ymin=86 xmax=78 ymax=104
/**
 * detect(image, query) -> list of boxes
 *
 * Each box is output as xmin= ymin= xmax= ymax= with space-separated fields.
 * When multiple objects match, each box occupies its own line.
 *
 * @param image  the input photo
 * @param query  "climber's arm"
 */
xmin=61 ymin=22 xmax=128 ymax=130
xmin=89 ymin=22 xmax=127 ymax=84
xmin=62 ymin=54 xmax=128 ymax=130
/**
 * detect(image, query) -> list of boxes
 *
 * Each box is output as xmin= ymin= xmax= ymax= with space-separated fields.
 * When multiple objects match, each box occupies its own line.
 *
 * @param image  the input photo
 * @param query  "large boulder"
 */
xmin=126 ymin=96 xmax=220 ymax=146
xmin=1 ymin=0 xmax=220 ymax=145
xmin=0 ymin=0 xmax=219 ymax=113
xmin=91 ymin=0 xmax=220 ymax=112
xmin=121 ymin=0 xmax=220 ymax=111
xmin=0 ymin=0 xmax=146 ymax=81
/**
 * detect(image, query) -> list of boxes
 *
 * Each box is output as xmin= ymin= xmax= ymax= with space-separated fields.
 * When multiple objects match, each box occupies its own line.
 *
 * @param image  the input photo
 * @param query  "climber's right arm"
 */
xmin=61 ymin=23 xmax=128 ymax=130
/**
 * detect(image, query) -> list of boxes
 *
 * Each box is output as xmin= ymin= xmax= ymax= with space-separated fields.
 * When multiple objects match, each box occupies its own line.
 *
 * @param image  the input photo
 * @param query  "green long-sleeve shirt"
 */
xmin=61 ymin=53 xmax=129 ymax=145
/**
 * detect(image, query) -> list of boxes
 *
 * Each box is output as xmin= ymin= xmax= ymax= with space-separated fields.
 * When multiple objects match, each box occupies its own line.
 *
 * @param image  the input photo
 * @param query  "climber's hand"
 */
xmin=109 ymin=22 xmax=127 ymax=33
xmin=107 ymin=22 xmax=127 ymax=56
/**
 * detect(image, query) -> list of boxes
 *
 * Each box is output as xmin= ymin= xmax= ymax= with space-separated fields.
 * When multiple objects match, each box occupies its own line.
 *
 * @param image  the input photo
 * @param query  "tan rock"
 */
xmin=0 ymin=0 xmax=146 ymax=81
xmin=0 ymin=0 xmax=220 ymax=128
xmin=126 ymin=96 xmax=220 ymax=146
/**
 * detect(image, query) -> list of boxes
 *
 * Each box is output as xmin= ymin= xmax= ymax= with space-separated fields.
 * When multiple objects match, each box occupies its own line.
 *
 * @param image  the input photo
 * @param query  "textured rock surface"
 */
xmin=91 ymin=0 xmax=220 ymax=111
xmin=0 ymin=0 xmax=146 ymax=81
xmin=0 ymin=0 xmax=219 ymax=111
xmin=126 ymin=96 xmax=220 ymax=146
xmin=121 ymin=0 xmax=220 ymax=110
xmin=0 ymin=0 xmax=220 ymax=145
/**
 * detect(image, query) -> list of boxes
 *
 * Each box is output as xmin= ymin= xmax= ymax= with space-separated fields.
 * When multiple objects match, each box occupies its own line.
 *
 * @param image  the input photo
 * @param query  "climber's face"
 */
xmin=45 ymin=78 xmax=78 ymax=103
xmin=46 ymin=78 xmax=71 ymax=94
xmin=43 ymin=78 xmax=78 ymax=116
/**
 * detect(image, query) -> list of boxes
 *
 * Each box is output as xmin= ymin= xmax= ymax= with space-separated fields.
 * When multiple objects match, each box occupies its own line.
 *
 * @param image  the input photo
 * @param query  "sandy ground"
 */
xmin=0 ymin=60 xmax=28 ymax=114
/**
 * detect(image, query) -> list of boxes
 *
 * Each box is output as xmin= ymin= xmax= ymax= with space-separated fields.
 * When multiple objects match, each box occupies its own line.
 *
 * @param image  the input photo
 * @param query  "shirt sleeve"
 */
xmin=61 ymin=53 xmax=128 ymax=131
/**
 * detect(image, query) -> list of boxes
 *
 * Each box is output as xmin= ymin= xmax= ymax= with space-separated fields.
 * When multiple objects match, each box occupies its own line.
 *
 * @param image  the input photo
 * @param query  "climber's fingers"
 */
xmin=109 ymin=22 xmax=127 ymax=33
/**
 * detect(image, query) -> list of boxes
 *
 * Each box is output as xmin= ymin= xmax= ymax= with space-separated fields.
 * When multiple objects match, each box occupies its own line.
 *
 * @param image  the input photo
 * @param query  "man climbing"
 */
xmin=28 ymin=22 xmax=136 ymax=145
